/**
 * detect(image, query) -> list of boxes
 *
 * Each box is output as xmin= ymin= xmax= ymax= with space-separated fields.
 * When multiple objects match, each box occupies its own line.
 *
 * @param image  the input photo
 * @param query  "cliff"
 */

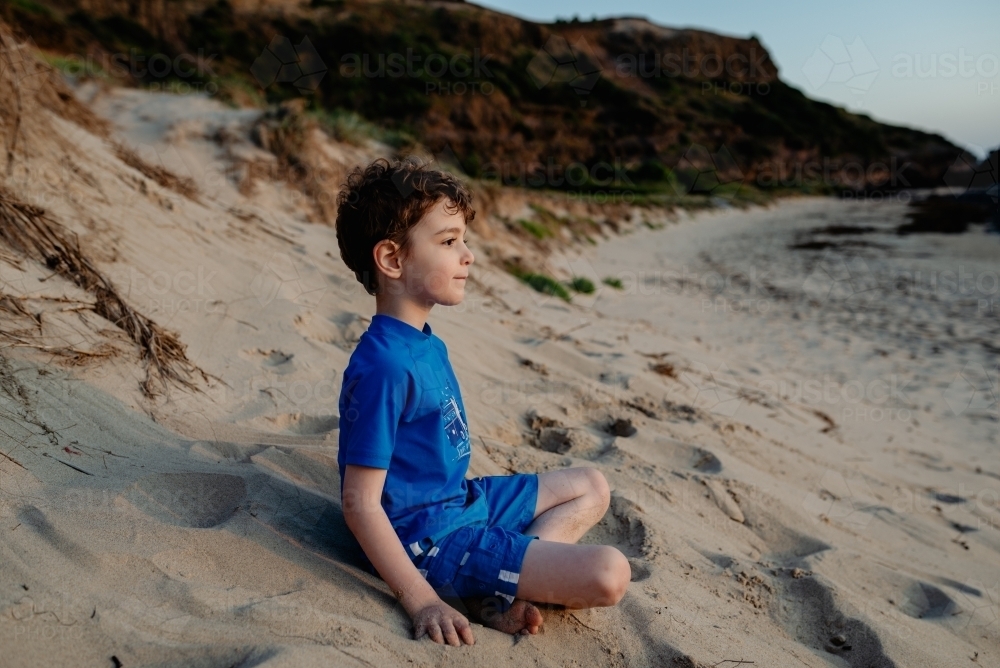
xmin=2 ymin=0 xmax=967 ymax=193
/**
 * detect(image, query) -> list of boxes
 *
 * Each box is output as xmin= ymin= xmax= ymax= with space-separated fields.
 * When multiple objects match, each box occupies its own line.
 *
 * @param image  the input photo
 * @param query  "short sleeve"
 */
xmin=338 ymin=361 xmax=413 ymax=469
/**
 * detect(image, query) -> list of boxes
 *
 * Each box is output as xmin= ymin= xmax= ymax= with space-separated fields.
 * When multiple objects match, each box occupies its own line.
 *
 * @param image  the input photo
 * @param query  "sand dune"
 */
xmin=1 ymin=65 xmax=998 ymax=667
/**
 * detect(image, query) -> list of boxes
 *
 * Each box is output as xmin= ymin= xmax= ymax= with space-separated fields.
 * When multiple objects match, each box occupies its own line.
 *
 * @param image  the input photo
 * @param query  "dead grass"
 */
xmin=650 ymin=362 xmax=678 ymax=379
xmin=0 ymin=186 xmax=212 ymax=397
xmin=112 ymin=141 xmax=199 ymax=200
xmin=0 ymin=18 xmax=210 ymax=398
xmin=249 ymin=99 xmax=346 ymax=224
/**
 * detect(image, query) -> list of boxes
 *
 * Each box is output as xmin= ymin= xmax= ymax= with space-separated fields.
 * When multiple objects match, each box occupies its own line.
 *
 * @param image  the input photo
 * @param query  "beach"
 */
xmin=1 ymin=78 xmax=999 ymax=668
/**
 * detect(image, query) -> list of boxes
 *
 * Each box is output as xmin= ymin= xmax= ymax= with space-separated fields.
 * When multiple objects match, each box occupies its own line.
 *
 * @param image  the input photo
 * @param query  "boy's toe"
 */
xmin=525 ymin=602 xmax=544 ymax=630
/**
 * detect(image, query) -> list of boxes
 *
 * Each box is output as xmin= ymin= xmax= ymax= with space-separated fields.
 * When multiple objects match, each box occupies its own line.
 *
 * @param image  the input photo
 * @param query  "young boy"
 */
xmin=334 ymin=157 xmax=631 ymax=646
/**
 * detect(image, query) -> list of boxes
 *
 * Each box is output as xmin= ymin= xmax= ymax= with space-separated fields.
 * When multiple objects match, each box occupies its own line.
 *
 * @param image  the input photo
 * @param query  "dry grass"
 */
xmin=650 ymin=362 xmax=678 ymax=379
xmin=0 ymin=18 xmax=209 ymax=398
xmin=0 ymin=186 xmax=212 ymax=397
xmin=249 ymin=100 xmax=346 ymax=224
xmin=112 ymin=141 xmax=199 ymax=201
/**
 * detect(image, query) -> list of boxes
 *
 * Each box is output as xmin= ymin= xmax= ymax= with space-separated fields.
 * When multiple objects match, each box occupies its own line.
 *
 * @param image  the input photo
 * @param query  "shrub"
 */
xmin=311 ymin=108 xmax=414 ymax=148
xmin=568 ymin=276 xmax=595 ymax=293
xmin=518 ymin=218 xmax=551 ymax=239
xmin=522 ymin=273 xmax=570 ymax=300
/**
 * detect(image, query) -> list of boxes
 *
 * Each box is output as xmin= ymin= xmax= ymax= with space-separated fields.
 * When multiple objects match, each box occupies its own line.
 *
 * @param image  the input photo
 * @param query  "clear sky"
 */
xmin=474 ymin=0 xmax=999 ymax=159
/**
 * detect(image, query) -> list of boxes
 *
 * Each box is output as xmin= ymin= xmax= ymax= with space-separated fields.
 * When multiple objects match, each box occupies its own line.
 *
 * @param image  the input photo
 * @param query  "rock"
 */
xmin=538 ymin=427 xmax=572 ymax=454
xmin=526 ymin=408 xmax=562 ymax=432
xmin=608 ymin=417 xmax=637 ymax=437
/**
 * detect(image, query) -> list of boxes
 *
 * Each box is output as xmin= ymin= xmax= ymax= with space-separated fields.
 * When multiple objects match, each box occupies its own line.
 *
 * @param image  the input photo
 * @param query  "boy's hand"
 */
xmin=412 ymin=599 xmax=476 ymax=646
xmin=342 ymin=465 xmax=475 ymax=646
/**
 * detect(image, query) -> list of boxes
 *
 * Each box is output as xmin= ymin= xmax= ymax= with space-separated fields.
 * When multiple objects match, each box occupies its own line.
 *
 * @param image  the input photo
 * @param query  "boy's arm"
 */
xmin=342 ymin=464 xmax=475 ymax=646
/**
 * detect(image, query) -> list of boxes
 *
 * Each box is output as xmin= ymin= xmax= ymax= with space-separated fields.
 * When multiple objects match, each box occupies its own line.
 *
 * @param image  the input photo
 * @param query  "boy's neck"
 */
xmin=374 ymin=292 xmax=433 ymax=333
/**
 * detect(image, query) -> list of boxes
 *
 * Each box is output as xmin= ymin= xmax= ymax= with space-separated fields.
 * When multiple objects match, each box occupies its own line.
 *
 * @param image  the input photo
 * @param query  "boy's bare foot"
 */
xmin=464 ymin=597 xmax=543 ymax=635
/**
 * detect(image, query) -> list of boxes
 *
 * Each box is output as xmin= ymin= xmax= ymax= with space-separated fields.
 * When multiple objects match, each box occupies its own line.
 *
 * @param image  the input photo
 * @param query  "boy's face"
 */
xmin=395 ymin=198 xmax=475 ymax=306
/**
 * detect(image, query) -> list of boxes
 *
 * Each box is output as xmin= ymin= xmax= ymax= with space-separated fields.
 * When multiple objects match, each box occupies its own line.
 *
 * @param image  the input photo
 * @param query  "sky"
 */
xmin=474 ymin=0 xmax=999 ymax=159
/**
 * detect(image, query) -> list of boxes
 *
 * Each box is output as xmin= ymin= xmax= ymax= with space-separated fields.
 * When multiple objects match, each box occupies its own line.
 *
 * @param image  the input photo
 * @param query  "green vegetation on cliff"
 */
xmin=3 ymin=0 xmax=964 ymax=196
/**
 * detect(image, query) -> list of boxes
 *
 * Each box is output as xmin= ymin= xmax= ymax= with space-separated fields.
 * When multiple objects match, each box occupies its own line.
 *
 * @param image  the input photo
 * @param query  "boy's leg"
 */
xmin=524 ymin=467 xmax=611 ymax=543
xmin=458 ymin=467 xmax=623 ymax=633
xmin=515 ymin=539 xmax=631 ymax=608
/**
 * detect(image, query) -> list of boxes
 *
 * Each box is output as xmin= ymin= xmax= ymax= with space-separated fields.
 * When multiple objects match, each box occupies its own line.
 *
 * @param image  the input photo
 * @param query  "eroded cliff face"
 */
xmin=3 ymin=0 xmax=964 ymax=192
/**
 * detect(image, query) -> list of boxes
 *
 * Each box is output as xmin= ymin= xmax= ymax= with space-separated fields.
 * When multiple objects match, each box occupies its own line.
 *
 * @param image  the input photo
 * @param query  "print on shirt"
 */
xmin=441 ymin=394 xmax=471 ymax=460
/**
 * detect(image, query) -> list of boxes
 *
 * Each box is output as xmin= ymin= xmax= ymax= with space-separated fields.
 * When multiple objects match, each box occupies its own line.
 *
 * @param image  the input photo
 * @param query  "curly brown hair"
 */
xmin=335 ymin=156 xmax=475 ymax=296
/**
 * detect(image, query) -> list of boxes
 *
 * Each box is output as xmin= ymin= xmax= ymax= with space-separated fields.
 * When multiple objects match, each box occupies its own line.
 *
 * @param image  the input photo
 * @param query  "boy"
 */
xmin=335 ymin=157 xmax=631 ymax=646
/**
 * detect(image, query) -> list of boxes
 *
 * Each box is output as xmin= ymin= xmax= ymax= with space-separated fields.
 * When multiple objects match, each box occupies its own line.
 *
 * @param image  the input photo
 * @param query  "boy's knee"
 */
xmin=582 ymin=467 xmax=611 ymax=511
xmin=591 ymin=546 xmax=630 ymax=606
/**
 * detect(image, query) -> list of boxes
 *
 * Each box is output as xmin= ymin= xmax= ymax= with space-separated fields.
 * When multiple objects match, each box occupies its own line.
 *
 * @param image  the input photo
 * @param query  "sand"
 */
xmin=1 ymin=78 xmax=998 ymax=667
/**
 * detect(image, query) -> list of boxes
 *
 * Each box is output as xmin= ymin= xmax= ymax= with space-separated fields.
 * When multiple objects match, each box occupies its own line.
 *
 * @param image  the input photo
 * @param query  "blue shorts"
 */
xmin=411 ymin=473 xmax=538 ymax=612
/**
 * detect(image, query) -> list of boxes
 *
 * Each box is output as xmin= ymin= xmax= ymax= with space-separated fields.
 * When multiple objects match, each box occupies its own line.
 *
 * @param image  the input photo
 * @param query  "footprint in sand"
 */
xmin=727 ymin=483 xmax=831 ymax=561
xmin=264 ymin=412 xmax=338 ymax=435
xmin=627 ymin=559 xmax=652 ymax=582
xmin=691 ymin=448 xmax=722 ymax=474
xmin=777 ymin=575 xmax=897 ymax=667
xmin=121 ymin=472 xmax=246 ymax=528
xmin=582 ymin=494 xmax=656 ymax=563
xmin=652 ymin=436 xmax=722 ymax=474
xmin=524 ymin=409 xmax=608 ymax=457
xmin=702 ymin=477 xmax=745 ymax=523
xmin=899 ymin=581 xmax=959 ymax=620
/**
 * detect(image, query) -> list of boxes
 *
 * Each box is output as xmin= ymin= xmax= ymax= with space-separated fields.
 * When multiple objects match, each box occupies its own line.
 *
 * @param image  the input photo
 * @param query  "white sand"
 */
xmin=1 ymin=82 xmax=998 ymax=667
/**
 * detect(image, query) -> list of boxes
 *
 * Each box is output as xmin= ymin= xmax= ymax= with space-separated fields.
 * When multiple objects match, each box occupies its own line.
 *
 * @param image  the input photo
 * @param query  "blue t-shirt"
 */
xmin=338 ymin=313 xmax=488 ymax=554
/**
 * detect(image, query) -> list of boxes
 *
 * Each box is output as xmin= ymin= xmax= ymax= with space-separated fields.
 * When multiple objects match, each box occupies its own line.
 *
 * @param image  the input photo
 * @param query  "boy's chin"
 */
xmin=436 ymin=290 xmax=465 ymax=307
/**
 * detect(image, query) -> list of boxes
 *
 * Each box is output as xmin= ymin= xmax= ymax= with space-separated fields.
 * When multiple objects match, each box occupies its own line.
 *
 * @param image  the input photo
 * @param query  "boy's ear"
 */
xmin=373 ymin=238 xmax=404 ymax=281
